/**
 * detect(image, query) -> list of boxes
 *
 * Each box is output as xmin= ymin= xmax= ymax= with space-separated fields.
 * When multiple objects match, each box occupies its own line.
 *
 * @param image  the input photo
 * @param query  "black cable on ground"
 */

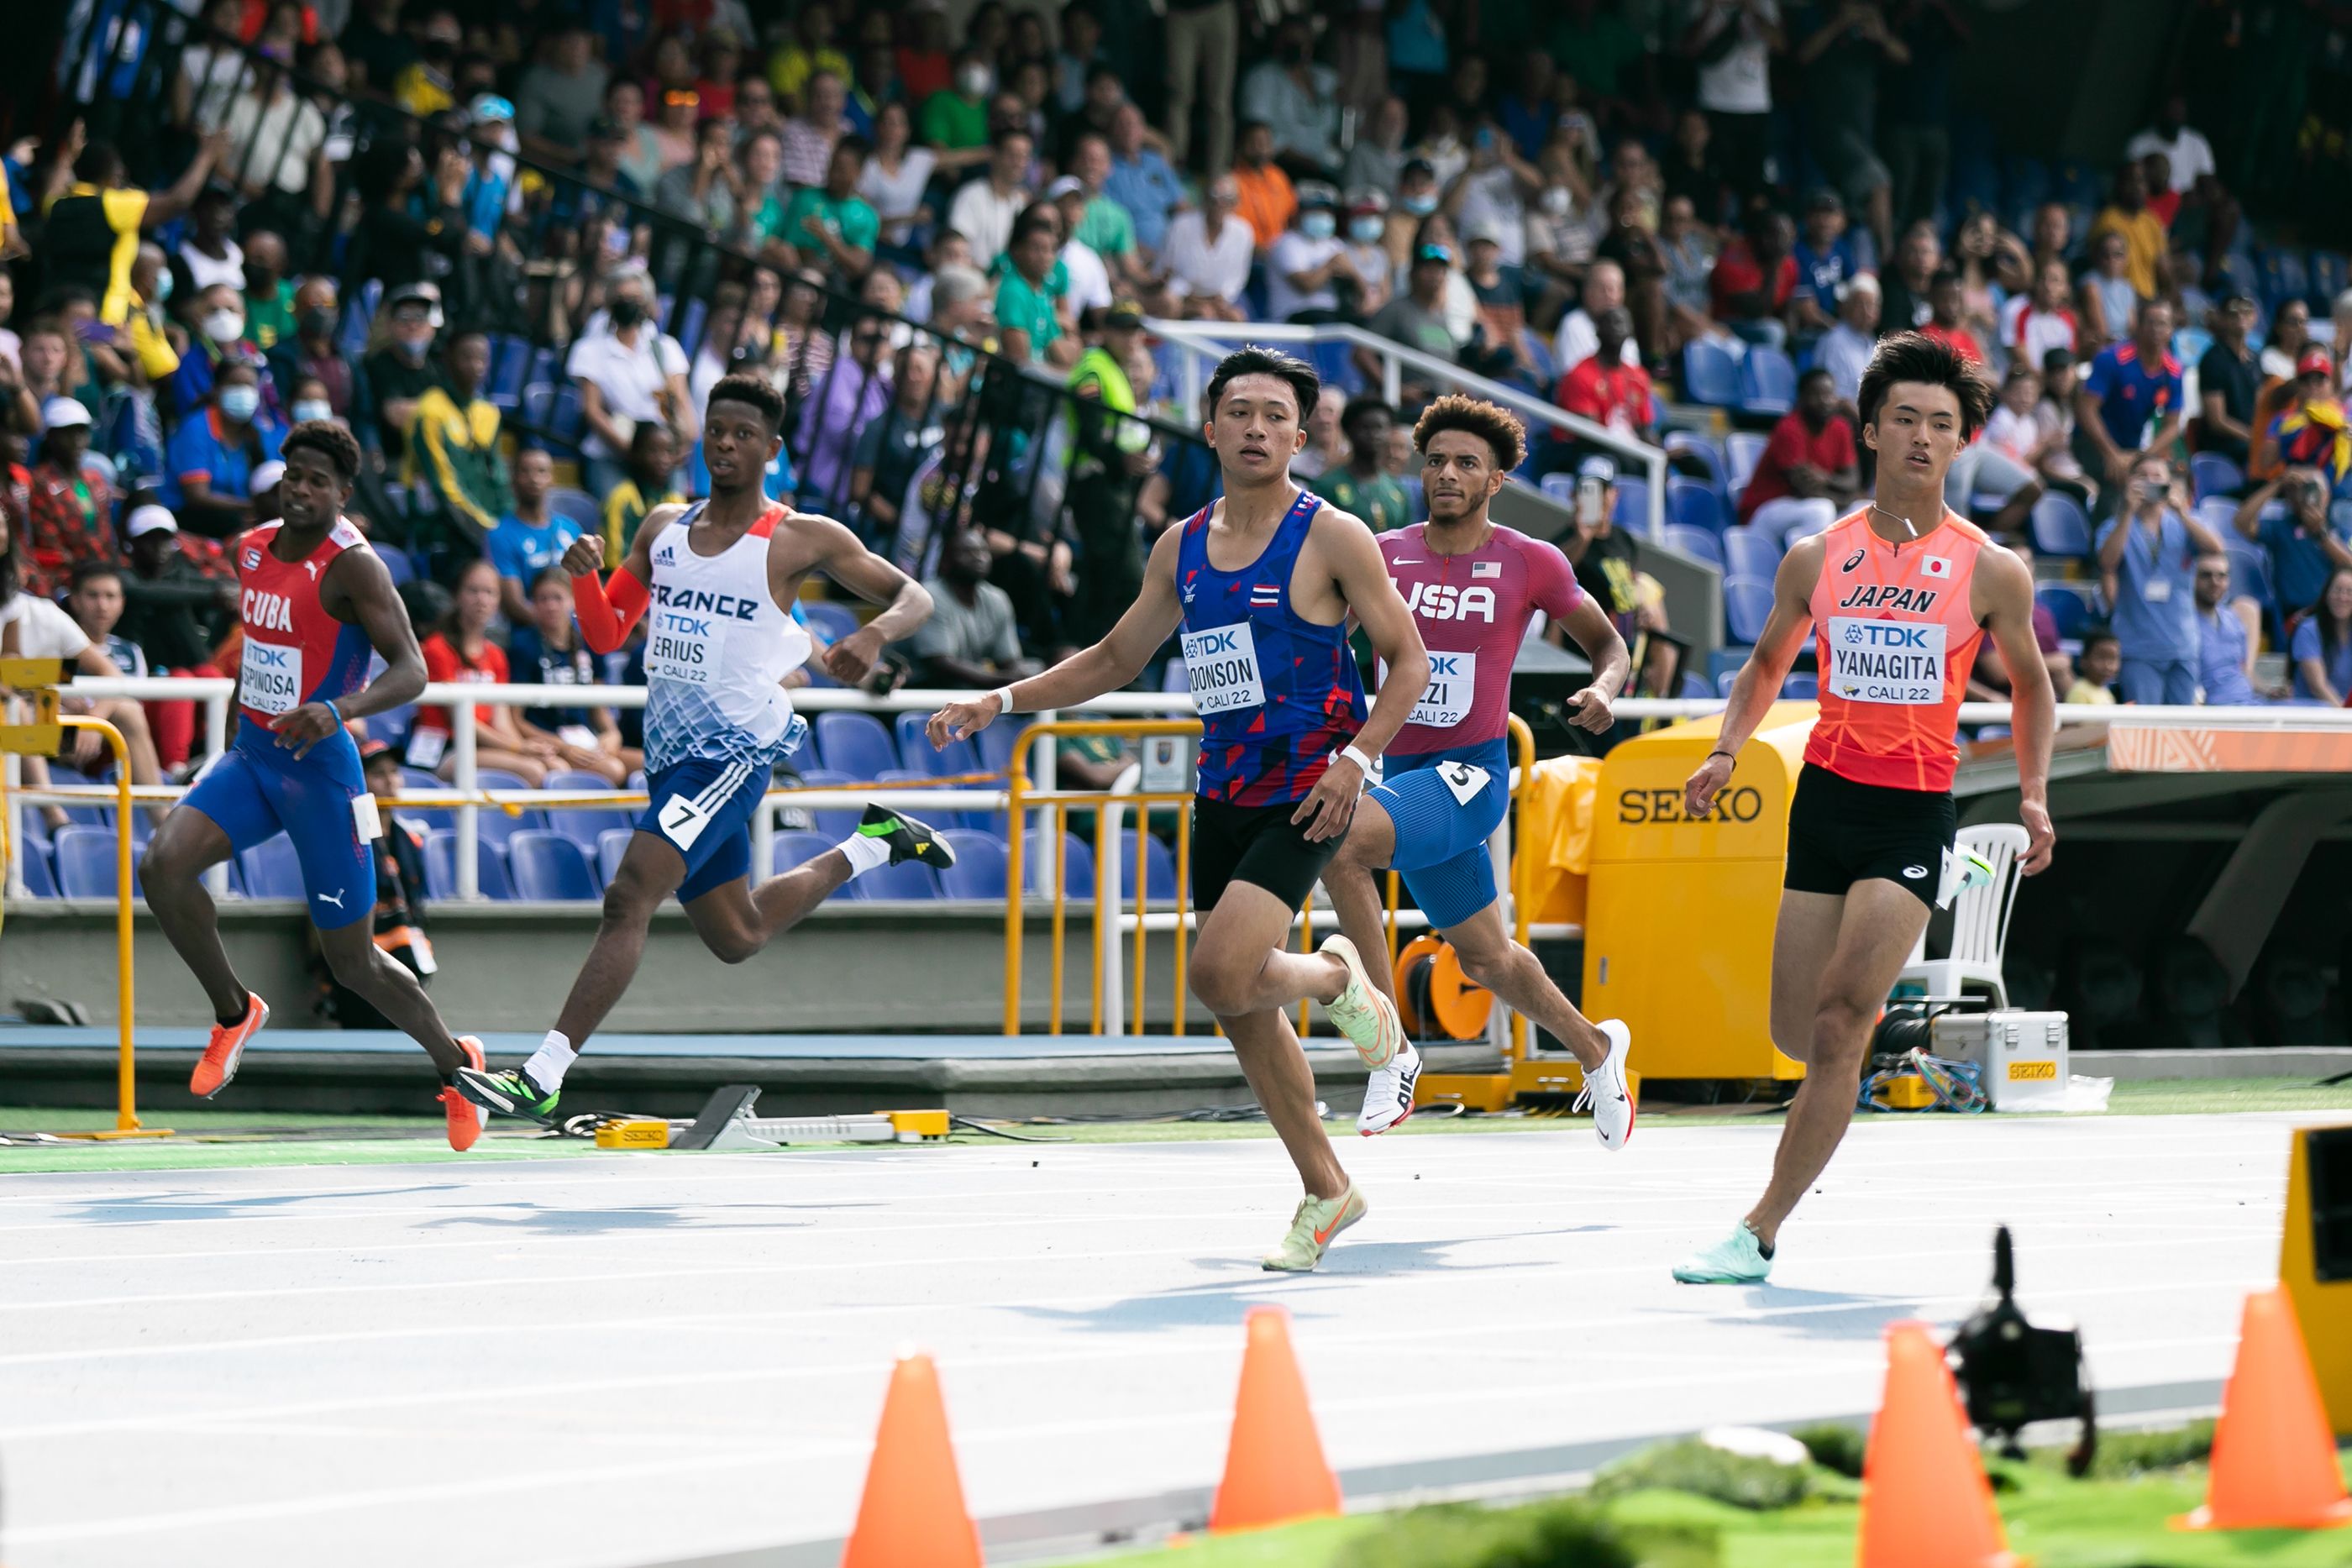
xmin=948 ymin=1116 xmax=1070 ymax=1142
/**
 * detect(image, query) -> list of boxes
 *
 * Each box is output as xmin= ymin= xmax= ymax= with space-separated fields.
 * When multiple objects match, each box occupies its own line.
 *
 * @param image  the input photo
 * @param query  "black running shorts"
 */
xmin=1191 ymin=796 xmax=1342 ymax=914
xmin=1782 ymin=762 xmax=1956 ymax=910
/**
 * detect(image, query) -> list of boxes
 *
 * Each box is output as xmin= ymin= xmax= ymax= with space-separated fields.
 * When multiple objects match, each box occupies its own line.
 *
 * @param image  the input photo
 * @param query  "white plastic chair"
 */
xmin=1899 ymin=823 xmax=2031 ymax=1006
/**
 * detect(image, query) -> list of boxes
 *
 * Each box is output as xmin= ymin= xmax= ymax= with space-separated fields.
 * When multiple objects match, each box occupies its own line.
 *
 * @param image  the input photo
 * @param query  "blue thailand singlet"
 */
xmin=1175 ymin=488 xmax=1368 ymax=806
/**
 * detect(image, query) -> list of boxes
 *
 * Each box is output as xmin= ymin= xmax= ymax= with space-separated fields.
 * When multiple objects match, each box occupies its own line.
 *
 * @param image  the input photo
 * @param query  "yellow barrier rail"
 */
xmin=1000 ymin=713 xmax=1539 ymax=1050
xmin=1 ymin=692 xmax=149 ymax=1134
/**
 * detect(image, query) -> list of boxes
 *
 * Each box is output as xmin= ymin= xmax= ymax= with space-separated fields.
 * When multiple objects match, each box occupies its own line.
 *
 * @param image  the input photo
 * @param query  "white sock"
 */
xmin=523 ymin=1030 xmax=577 ymax=1093
xmin=836 ymin=830 xmax=892 ymax=878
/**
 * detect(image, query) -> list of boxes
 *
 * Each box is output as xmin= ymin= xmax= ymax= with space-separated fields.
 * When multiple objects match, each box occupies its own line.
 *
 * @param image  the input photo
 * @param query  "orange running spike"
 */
xmin=1209 ymin=1305 xmax=1341 ymax=1534
xmin=2176 ymin=1288 xmax=2352 ymax=1532
xmin=1857 ymin=1322 xmax=2019 ymax=1568
xmin=841 ymin=1352 xmax=984 ymax=1568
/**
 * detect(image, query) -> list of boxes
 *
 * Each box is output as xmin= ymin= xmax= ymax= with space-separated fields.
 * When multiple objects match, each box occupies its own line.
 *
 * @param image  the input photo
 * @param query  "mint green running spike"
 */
xmin=456 ymin=1066 xmax=562 ymax=1125
xmin=1672 ymin=1223 xmax=1774 ymax=1284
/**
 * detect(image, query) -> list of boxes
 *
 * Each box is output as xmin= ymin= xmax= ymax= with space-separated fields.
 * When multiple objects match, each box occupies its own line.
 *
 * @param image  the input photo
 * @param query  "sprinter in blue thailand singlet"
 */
xmin=1175 ymin=487 xmax=1368 ymax=809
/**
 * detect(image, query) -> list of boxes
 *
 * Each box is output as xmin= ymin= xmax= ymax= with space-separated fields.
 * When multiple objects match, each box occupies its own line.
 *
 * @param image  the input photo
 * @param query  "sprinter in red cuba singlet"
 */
xmin=1672 ymin=333 xmax=2058 ymax=1285
xmin=139 ymin=422 xmax=494 ymax=1151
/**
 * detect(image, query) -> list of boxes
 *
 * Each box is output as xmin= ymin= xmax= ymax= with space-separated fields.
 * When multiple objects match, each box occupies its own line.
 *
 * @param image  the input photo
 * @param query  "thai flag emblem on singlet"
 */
xmin=1250 ymin=583 xmax=1280 ymax=608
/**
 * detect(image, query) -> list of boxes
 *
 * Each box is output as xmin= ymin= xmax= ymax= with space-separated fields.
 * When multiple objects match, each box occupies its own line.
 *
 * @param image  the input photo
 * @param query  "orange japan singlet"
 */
xmin=1803 ymin=506 xmax=1989 ymax=793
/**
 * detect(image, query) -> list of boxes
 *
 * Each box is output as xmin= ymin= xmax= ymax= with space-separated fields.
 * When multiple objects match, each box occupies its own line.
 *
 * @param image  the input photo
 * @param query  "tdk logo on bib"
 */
xmin=1827 ymin=616 xmax=1945 ymax=705
xmin=1183 ymin=622 xmax=1265 ymax=714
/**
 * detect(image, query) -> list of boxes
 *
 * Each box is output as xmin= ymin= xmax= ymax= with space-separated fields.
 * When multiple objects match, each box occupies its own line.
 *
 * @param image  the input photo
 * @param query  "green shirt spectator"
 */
xmin=1313 ymin=464 xmax=1411 ymax=534
xmin=920 ymin=87 xmax=990 ymax=152
xmin=995 ymin=255 xmax=1071 ymax=360
xmin=780 ymin=186 xmax=881 ymax=257
xmin=1074 ymin=197 xmax=1135 ymax=266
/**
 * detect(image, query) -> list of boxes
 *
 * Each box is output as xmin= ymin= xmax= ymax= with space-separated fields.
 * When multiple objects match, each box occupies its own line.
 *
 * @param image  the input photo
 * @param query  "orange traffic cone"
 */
xmin=841 ymin=1351 xmax=985 ymax=1568
xmin=2176 ymin=1287 xmax=2352 ymax=1532
xmin=1208 ymin=1305 xmax=1342 ymax=1534
xmin=1856 ymin=1321 xmax=2018 ymax=1568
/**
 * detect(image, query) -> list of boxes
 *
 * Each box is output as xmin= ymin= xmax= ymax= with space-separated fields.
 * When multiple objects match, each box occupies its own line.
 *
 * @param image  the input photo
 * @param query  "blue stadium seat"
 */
xmin=54 ymin=826 xmax=137 ymax=899
xmin=1161 ymin=658 xmax=1190 ymax=692
xmin=2196 ymin=497 xmax=2240 ymax=538
xmin=1663 ymin=524 xmax=1723 ymax=568
xmin=1682 ymin=339 xmax=1740 ymax=406
xmin=2036 ymin=584 xmax=2097 ymax=641
xmin=2312 ymin=250 xmax=2349 ymax=308
xmin=849 ymin=857 xmax=940 ymax=899
xmin=790 ymin=768 xmax=863 ymax=839
xmin=772 ymin=831 xmax=835 ymax=873
xmin=1737 ymin=348 xmax=1798 ymax=418
xmin=473 ymin=769 xmax=545 ymax=849
xmin=1724 ymin=575 xmax=1774 ymax=643
xmin=543 ymin=768 xmax=614 ymax=794
xmin=1716 ymin=669 xmax=1741 ymax=698
xmin=548 ymin=804 xmax=634 ymax=854
xmin=801 ymin=600 xmax=861 ymax=643
xmin=1724 ymin=529 xmax=1780 ymax=579
xmin=550 ymin=385 xmax=586 ymax=445
xmin=13 ymin=842 xmax=57 ymax=897
xmin=423 ymin=833 xmax=513 ymax=899
xmin=937 ymin=829 xmax=1009 ymax=899
xmin=1781 ymin=673 xmax=1818 ymax=699
xmin=1667 ymin=477 xmax=1733 ymax=534
xmin=1678 ymin=671 xmax=1711 ymax=700
xmin=597 ymin=827 xmax=635 ymax=887
xmin=239 ymin=834 xmax=305 ymax=899
xmin=974 ymin=721 xmax=1023 ymax=777
xmin=1540 ymin=472 xmax=1577 ymax=509
xmin=677 ymin=297 xmax=709 ymax=356
xmin=487 ymin=334 xmax=532 ymax=411
xmin=2258 ymin=247 xmax=2311 ymax=312
xmin=507 ymin=831 xmax=598 ymax=899
xmin=339 ymin=279 xmax=381 ymax=358
xmin=546 ymin=488 xmax=601 ymax=532
xmin=1117 ymin=830 xmax=1179 ymax=900
xmin=1611 ymin=476 xmax=1651 ymax=529
xmin=2172 ymin=326 xmax=2213 ymax=372
xmin=895 ymin=712 xmax=977 ymax=778
xmin=378 ymin=548 xmax=414 ymax=586
xmin=814 ymin=711 xmax=898 ymax=779
xmin=520 ymin=382 xmax=557 ymax=434
xmin=1026 ymin=830 xmax=1095 ymax=898
xmin=2223 ymin=538 xmax=2274 ymax=615
xmin=1664 ymin=429 xmax=1728 ymax=489
xmin=1726 ymin=431 xmax=1769 ymax=496
xmin=2029 ymin=492 xmax=2092 ymax=558
xmin=2189 ymin=451 xmax=2244 ymax=502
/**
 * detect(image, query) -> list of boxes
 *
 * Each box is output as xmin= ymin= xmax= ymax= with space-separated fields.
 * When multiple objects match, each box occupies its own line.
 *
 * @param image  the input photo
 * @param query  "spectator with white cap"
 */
xmin=1266 ymin=181 xmax=1357 ymax=323
xmin=24 ymin=396 xmax=115 ymax=600
xmin=118 ymin=504 xmax=237 ymax=734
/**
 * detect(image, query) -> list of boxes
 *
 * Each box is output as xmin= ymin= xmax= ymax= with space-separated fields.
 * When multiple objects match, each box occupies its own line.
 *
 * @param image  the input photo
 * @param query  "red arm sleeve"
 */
xmin=572 ymin=567 xmax=649 ymax=654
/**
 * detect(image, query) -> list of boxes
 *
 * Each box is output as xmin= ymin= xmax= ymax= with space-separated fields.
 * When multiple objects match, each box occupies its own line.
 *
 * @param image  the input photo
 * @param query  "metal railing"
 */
xmin=1147 ymin=317 xmax=1672 ymax=541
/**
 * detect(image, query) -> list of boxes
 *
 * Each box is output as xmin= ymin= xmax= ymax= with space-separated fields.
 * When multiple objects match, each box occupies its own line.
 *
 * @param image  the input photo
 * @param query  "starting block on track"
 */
xmin=604 ymin=1085 xmax=951 ymax=1151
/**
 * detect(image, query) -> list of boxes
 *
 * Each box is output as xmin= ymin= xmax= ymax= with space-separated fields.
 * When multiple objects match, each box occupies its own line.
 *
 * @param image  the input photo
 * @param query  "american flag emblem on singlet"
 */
xmin=1473 ymin=560 xmax=1501 ymax=577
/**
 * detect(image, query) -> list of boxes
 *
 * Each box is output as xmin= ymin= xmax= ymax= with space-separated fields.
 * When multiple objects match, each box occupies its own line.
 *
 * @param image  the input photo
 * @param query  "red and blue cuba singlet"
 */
xmin=1175 ymin=489 xmax=1368 ymax=806
xmin=234 ymin=517 xmax=375 ymax=731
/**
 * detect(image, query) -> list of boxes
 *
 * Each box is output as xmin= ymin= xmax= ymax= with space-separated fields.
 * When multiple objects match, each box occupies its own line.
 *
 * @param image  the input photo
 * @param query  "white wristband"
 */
xmin=1341 ymin=743 xmax=1375 ymax=779
xmin=990 ymin=685 xmax=1017 ymax=715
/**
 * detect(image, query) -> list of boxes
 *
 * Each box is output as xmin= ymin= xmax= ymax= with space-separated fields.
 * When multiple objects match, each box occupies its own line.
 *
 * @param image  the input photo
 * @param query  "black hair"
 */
xmin=1798 ymin=365 xmax=1836 ymax=394
xmin=1929 ymin=265 xmax=1964 ymax=291
xmin=283 ymin=420 xmax=362 ymax=483
xmin=1205 ymin=345 xmax=1320 ymax=423
xmin=2079 ymin=627 xmax=2119 ymax=658
xmin=834 ymin=133 xmax=872 ymax=163
xmin=706 ymin=371 xmax=785 ymax=433
xmin=1856 ymin=331 xmax=1996 ymax=442
xmin=528 ymin=564 xmax=572 ymax=595
xmin=73 ymin=141 xmax=123 ymax=186
xmin=2317 ymin=568 xmax=2352 ymax=665
xmin=68 ymin=559 xmax=123 ymax=592
xmin=991 ymin=123 xmax=1032 ymax=149
xmin=1340 ymin=395 xmax=1394 ymax=435
xmin=1412 ymin=394 xmax=1527 ymax=471
xmin=2040 ymin=347 xmax=2075 ymax=376
xmin=445 ymin=322 xmax=491 ymax=348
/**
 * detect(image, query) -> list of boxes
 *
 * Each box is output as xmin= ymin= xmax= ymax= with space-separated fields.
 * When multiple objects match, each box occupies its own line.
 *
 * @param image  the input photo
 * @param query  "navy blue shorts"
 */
xmin=1369 ymin=739 xmax=1511 ymax=931
xmin=639 ymin=756 xmax=778 ymax=902
xmin=181 ymin=721 xmax=375 ymax=930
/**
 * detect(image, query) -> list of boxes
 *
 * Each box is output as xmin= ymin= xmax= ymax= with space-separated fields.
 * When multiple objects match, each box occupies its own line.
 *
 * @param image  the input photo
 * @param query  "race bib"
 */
xmin=656 ymin=789 xmax=715 ymax=851
xmin=1182 ymin=622 xmax=1265 ymax=715
xmin=239 ymin=637 xmax=303 ymax=716
xmin=1436 ymin=760 xmax=1490 ymax=805
xmin=350 ymin=792 xmax=382 ymax=843
xmin=1824 ymin=616 xmax=1946 ymax=705
xmin=645 ymin=609 xmax=716 ymax=687
xmin=1410 ymin=650 xmax=1476 ymax=728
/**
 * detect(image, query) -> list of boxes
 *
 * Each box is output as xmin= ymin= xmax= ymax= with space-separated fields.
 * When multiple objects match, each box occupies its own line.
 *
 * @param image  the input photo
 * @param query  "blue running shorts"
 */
xmin=181 ymin=720 xmax=375 ymax=930
xmin=1368 ymin=738 xmax=1511 ymax=931
xmin=638 ymin=755 xmax=780 ymax=902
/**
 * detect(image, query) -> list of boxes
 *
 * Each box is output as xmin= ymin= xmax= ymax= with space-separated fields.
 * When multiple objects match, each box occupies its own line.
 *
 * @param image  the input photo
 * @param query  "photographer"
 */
xmin=2095 ymin=452 xmax=2224 ymax=705
xmin=2234 ymin=464 xmax=2352 ymax=641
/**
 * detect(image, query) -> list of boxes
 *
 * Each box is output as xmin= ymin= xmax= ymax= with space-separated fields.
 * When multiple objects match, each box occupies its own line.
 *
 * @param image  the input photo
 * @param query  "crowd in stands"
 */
xmin=1 ymin=0 xmax=2343 ymax=890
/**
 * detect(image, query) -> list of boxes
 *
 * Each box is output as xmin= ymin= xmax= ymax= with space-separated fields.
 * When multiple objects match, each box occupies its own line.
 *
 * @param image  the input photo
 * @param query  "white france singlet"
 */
xmin=642 ymin=501 xmax=812 ymax=774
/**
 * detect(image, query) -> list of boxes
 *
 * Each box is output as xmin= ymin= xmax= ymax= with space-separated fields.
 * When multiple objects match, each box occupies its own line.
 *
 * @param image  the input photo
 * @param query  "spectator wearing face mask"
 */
xmin=357 ymin=283 xmax=444 ymax=462
xmin=921 ymin=50 xmax=998 ymax=169
xmin=1381 ymin=158 xmax=1445 ymax=280
xmin=268 ymin=279 xmax=349 ymax=419
xmin=160 ymin=359 xmax=283 ymax=537
xmin=566 ymin=270 xmax=694 ymax=499
xmin=1340 ymin=192 xmax=1394 ymax=318
xmin=1266 ymin=184 xmax=1357 ymax=323
xmin=166 ymin=282 xmax=254 ymax=419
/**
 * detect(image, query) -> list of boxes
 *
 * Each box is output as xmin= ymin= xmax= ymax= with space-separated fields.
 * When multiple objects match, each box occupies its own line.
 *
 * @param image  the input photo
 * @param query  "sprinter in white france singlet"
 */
xmin=641 ymin=501 xmax=813 ymax=775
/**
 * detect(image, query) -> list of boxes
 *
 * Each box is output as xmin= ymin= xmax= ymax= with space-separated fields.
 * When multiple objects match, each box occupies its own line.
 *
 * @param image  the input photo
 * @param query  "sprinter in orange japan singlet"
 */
xmin=1669 ymin=333 xmax=2059 ymax=1287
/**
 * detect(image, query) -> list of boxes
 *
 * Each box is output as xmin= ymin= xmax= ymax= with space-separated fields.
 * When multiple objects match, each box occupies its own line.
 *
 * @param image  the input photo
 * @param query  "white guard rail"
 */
xmin=1147 ymin=317 xmax=1672 ymax=542
xmin=8 ymin=677 xmax=2345 ymax=902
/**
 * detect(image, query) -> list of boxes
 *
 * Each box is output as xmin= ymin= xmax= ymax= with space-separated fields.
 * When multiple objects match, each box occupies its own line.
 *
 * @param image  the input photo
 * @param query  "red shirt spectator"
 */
xmin=415 ymin=631 xmax=509 ymax=737
xmin=24 ymin=405 xmax=117 ymax=600
xmin=1558 ymin=359 xmax=1657 ymax=442
xmin=1740 ymin=400 xmax=1859 ymax=522
xmin=1924 ymin=319 xmax=1986 ymax=364
xmin=1709 ymin=234 xmax=1797 ymax=324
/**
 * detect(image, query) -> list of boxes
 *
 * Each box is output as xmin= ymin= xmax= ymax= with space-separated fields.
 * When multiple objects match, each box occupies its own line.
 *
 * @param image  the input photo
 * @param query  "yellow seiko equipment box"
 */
xmin=1582 ymin=703 xmax=1817 ymax=1081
